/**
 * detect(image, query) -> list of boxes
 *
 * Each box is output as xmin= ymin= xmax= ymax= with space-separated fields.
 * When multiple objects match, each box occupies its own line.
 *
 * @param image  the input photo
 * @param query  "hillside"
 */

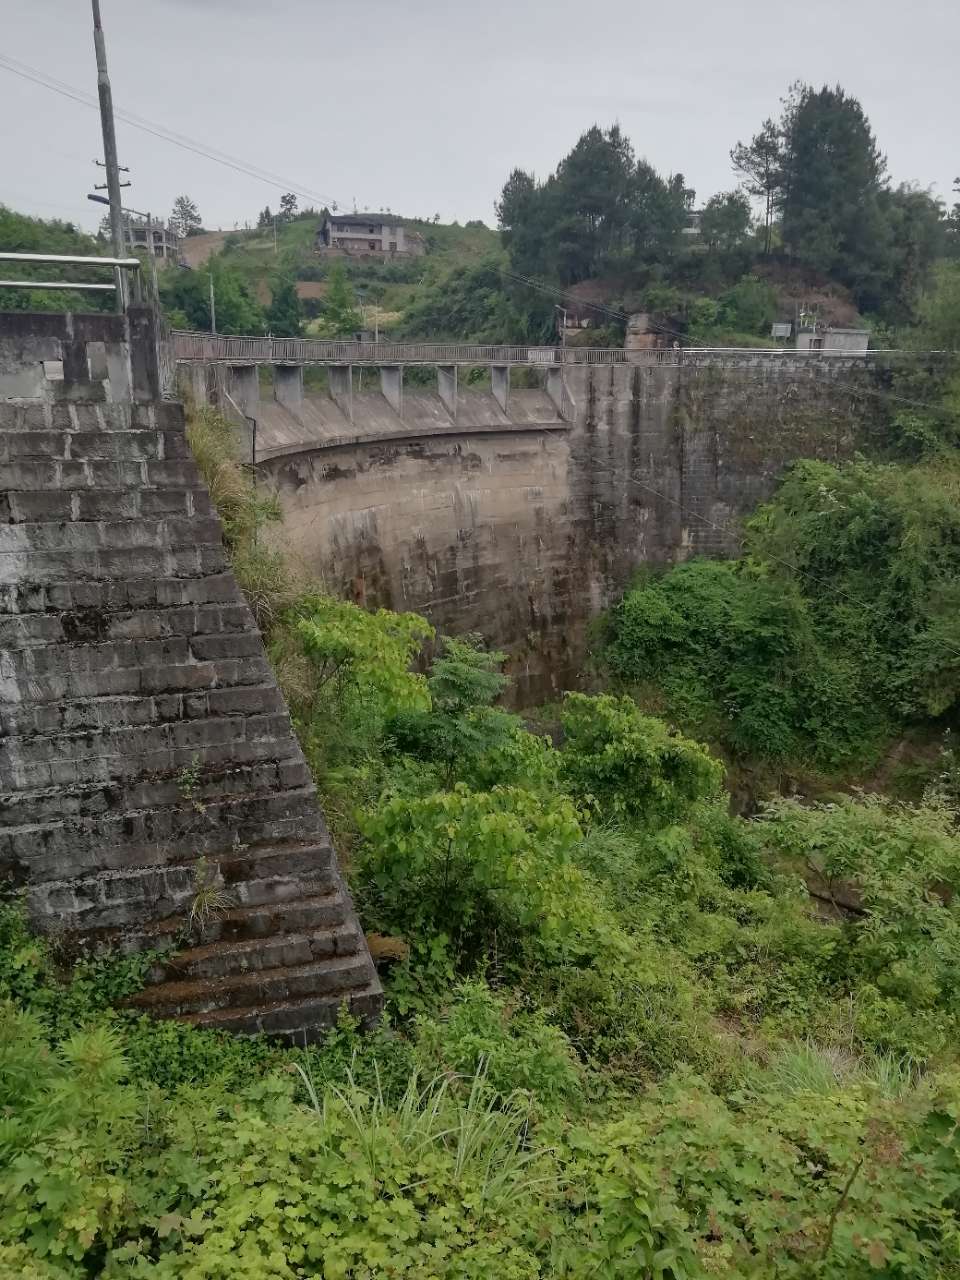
xmin=208 ymin=213 xmax=501 ymax=336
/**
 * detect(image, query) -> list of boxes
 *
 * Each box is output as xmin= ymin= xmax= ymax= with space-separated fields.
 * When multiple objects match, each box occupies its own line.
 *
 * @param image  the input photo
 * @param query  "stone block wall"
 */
xmin=0 ymin=312 xmax=381 ymax=1042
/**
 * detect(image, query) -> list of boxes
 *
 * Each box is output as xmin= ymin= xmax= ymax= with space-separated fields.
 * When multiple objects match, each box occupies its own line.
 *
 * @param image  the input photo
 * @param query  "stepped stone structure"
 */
xmin=0 ymin=309 xmax=381 ymax=1041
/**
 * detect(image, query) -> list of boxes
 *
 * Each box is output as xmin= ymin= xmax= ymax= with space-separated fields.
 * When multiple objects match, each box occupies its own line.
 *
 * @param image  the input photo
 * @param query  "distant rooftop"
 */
xmin=325 ymin=212 xmax=402 ymax=226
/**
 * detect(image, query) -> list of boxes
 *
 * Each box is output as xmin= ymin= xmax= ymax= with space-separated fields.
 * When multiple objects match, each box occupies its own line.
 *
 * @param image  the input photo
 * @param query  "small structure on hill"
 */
xmin=316 ymin=213 xmax=425 ymax=258
xmin=796 ymin=325 xmax=869 ymax=354
xmin=121 ymin=216 xmax=181 ymax=266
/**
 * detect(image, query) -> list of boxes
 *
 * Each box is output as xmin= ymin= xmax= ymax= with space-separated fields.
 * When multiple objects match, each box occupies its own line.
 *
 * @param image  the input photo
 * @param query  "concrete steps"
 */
xmin=175 ymin=978 xmax=383 ymax=1042
xmin=0 ymin=328 xmax=382 ymax=1043
xmin=128 ymin=953 xmax=372 ymax=1017
xmin=148 ymin=921 xmax=362 ymax=983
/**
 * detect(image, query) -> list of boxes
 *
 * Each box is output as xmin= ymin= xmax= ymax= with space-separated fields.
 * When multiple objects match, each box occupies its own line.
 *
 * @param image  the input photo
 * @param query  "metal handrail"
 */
xmin=0 ymin=251 xmax=142 ymax=267
xmin=0 ymin=250 xmax=142 ymax=305
xmin=171 ymin=330 xmax=895 ymax=368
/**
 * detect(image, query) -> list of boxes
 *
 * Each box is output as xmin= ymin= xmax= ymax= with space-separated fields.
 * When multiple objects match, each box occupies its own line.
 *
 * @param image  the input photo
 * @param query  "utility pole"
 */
xmin=144 ymin=211 xmax=159 ymax=300
xmin=209 ymin=270 xmax=217 ymax=334
xmin=91 ymin=0 xmax=126 ymax=308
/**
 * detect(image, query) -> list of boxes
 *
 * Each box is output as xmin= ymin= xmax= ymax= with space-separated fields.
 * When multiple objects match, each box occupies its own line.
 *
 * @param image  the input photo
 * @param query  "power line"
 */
xmin=0 ymin=53 xmax=349 ymax=213
xmin=809 ymin=368 xmax=960 ymax=421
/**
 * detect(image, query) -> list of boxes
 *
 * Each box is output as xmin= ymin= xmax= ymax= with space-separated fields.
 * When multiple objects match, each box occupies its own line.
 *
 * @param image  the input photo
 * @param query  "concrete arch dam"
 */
xmin=185 ymin=342 xmax=882 ymax=704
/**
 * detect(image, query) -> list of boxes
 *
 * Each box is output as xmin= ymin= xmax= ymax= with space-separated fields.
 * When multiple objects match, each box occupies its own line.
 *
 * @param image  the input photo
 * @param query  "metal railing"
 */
xmin=0 ymin=251 xmax=143 ymax=308
xmin=172 ymin=332 xmax=633 ymax=366
xmin=171 ymin=331 xmax=889 ymax=369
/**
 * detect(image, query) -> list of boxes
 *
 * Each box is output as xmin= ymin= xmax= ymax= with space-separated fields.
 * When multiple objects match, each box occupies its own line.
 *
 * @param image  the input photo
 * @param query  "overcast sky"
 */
xmin=2 ymin=0 xmax=956 ymax=236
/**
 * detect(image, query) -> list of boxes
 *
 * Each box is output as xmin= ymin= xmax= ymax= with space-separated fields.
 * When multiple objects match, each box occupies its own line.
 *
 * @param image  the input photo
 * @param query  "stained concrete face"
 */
xmin=0 ymin=311 xmax=139 ymax=403
xmin=256 ymin=360 xmax=882 ymax=703
xmin=274 ymin=364 xmax=303 ymax=408
xmin=0 ymin=311 xmax=382 ymax=1042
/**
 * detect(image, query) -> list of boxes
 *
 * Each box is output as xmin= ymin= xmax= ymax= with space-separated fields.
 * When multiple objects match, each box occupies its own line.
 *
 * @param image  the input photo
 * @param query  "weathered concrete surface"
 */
xmin=0 ymin=309 xmax=165 ymax=405
xmin=256 ymin=361 xmax=882 ymax=703
xmin=0 ymin=312 xmax=381 ymax=1042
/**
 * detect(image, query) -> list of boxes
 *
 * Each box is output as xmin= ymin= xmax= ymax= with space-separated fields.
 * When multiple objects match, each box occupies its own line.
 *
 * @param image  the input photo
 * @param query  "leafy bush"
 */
xmin=273 ymin=594 xmax=432 ymax=780
xmin=357 ymin=784 xmax=599 ymax=968
xmin=559 ymin=691 xmax=723 ymax=823
xmin=605 ymin=558 xmax=883 ymax=766
xmin=557 ymin=1074 xmax=960 ymax=1278
xmin=605 ymin=455 xmax=960 ymax=769
xmin=755 ymin=795 xmax=960 ymax=1059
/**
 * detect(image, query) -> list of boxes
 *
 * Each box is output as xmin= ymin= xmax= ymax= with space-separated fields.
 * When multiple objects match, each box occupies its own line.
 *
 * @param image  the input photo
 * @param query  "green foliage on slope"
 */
xmin=7 ymin=403 xmax=960 ymax=1276
xmin=604 ymin=453 xmax=960 ymax=771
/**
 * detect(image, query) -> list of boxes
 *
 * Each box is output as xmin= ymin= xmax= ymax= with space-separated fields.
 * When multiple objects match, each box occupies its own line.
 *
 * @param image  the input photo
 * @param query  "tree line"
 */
xmin=497 ymin=81 xmax=957 ymax=324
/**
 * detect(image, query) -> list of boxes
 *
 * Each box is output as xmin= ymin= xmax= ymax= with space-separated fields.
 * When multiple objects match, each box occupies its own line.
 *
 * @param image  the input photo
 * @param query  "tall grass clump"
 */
xmin=184 ymin=401 xmax=294 ymax=630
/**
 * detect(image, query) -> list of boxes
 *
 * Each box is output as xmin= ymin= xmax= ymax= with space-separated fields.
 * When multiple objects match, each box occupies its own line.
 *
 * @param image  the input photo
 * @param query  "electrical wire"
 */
xmin=0 ymin=54 xmax=349 ymax=212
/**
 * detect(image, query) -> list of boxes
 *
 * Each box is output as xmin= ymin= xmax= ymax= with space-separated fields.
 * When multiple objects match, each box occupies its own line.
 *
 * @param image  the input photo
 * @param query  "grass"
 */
xmin=293 ymin=1060 xmax=553 ymax=1210
xmin=184 ymin=401 xmax=295 ymax=631
xmin=758 ymin=1038 xmax=922 ymax=1097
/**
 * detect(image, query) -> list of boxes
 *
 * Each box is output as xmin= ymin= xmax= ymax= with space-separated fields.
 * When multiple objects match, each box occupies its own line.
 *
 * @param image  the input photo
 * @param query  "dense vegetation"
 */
xmin=0 ymin=206 xmax=115 ymax=313
xmin=604 ymin=455 xmax=960 ymax=773
xmin=602 ymin=263 xmax=960 ymax=779
xmin=5 ymin=400 xmax=960 ymax=1277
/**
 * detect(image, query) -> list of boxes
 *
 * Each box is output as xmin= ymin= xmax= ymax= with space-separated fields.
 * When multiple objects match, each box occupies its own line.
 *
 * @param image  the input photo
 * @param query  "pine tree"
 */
xmin=169 ymin=195 xmax=202 ymax=239
xmin=730 ymin=120 xmax=783 ymax=255
xmin=778 ymin=83 xmax=886 ymax=279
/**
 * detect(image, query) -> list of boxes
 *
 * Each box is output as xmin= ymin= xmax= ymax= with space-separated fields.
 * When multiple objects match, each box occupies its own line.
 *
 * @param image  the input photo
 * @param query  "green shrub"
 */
xmin=605 ymin=558 xmax=883 ymax=767
xmin=559 ymin=692 xmax=723 ymax=824
xmin=415 ymin=979 xmax=583 ymax=1110
xmin=556 ymin=1074 xmax=960 ymax=1278
xmin=357 ymin=784 xmax=601 ymax=968
xmin=755 ymin=795 xmax=960 ymax=1059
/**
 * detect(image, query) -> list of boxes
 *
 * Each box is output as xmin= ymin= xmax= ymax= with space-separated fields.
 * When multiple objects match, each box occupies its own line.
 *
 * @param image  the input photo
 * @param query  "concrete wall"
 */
xmin=0 ymin=309 xmax=163 ymax=405
xmin=0 ymin=311 xmax=381 ymax=1042
xmin=257 ymin=360 xmax=882 ymax=702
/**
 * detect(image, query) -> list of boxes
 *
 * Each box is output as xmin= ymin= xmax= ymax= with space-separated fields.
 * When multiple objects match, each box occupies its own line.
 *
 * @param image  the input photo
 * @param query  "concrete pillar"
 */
xmin=438 ymin=365 xmax=457 ymax=420
xmin=329 ymin=364 xmax=353 ymax=423
xmin=183 ymin=364 xmax=208 ymax=408
xmin=273 ymin=364 xmax=303 ymax=409
xmin=229 ymin=364 xmax=260 ymax=410
xmin=379 ymin=365 xmax=403 ymax=418
xmin=491 ymin=364 xmax=509 ymax=414
xmin=546 ymin=367 xmax=570 ymax=420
